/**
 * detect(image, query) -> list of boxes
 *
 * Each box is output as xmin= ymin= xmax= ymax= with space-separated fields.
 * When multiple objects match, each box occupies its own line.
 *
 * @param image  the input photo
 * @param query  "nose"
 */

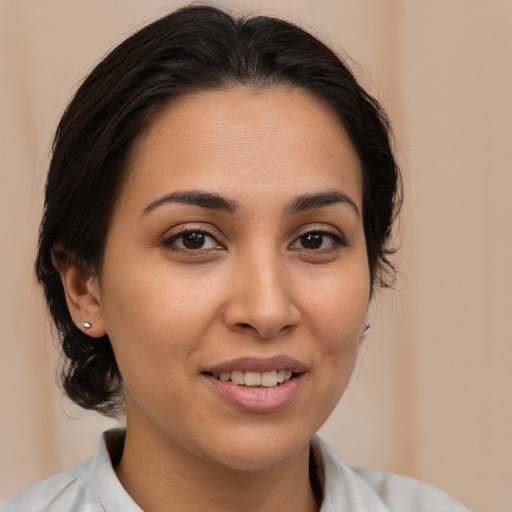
xmin=223 ymin=250 xmax=301 ymax=339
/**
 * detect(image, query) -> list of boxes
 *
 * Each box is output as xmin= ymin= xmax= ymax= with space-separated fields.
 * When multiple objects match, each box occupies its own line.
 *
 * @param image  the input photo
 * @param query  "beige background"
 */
xmin=1 ymin=1 xmax=511 ymax=510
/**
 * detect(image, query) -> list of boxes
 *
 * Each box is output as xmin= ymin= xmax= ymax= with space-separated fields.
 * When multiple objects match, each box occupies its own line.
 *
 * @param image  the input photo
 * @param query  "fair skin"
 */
xmin=58 ymin=87 xmax=370 ymax=512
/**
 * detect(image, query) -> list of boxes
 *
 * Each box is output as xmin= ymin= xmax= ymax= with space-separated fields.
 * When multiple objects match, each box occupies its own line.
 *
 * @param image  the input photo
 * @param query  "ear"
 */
xmin=361 ymin=322 xmax=371 ymax=341
xmin=52 ymin=248 xmax=107 ymax=338
xmin=360 ymin=300 xmax=373 ymax=344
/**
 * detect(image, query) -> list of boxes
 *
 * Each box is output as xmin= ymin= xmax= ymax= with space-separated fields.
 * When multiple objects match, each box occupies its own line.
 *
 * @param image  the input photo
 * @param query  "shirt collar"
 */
xmin=311 ymin=435 xmax=389 ymax=512
xmin=92 ymin=429 xmax=143 ymax=512
xmin=91 ymin=429 xmax=389 ymax=512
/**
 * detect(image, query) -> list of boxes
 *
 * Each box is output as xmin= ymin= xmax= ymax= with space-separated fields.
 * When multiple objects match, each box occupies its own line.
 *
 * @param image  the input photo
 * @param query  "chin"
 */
xmin=200 ymin=425 xmax=313 ymax=473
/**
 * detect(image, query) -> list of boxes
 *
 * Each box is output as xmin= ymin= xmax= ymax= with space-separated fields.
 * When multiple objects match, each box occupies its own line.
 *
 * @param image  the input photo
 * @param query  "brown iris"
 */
xmin=300 ymin=233 xmax=323 ymax=249
xmin=182 ymin=232 xmax=207 ymax=249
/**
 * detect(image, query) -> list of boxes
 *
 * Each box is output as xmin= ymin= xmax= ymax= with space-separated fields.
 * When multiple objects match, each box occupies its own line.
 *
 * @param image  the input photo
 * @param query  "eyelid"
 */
xmin=160 ymin=224 xmax=225 ymax=251
xmin=289 ymin=225 xmax=347 ymax=251
xmin=294 ymin=224 xmax=346 ymax=241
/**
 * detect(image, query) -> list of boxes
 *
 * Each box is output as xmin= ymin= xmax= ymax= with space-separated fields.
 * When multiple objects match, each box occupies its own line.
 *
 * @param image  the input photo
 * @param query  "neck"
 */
xmin=115 ymin=426 xmax=320 ymax=512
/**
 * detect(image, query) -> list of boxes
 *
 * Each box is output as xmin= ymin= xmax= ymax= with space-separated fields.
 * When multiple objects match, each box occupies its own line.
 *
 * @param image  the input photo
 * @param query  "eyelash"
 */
xmin=161 ymin=228 xmax=346 ymax=254
xmin=162 ymin=228 xmax=224 ymax=252
xmin=290 ymin=230 xmax=346 ymax=252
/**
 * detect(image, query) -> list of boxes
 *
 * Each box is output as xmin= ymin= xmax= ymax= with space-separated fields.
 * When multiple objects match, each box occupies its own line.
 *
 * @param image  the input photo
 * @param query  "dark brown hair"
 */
xmin=35 ymin=5 xmax=401 ymax=416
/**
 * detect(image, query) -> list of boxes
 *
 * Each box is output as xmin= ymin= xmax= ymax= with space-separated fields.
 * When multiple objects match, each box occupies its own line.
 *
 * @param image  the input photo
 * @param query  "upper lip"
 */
xmin=202 ymin=356 xmax=307 ymax=375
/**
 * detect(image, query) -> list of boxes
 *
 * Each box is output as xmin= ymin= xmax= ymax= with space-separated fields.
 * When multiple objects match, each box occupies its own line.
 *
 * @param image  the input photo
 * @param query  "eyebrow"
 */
xmin=285 ymin=191 xmax=360 ymax=217
xmin=141 ymin=189 xmax=359 ymax=218
xmin=142 ymin=190 xmax=237 ymax=216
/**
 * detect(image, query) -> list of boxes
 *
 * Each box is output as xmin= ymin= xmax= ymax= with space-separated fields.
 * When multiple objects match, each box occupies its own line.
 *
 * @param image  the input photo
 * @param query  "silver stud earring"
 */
xmin=81 ymin=321 xmax=92 ymax=329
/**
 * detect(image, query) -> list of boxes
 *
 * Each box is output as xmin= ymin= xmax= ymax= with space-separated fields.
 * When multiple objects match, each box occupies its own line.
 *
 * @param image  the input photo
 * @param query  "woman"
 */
xmin=1 ymin=5 xmax=469 ymax=512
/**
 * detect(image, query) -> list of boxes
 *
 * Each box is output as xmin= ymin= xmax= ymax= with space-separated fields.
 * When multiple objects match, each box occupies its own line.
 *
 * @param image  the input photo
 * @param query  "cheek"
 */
xmin=307 ymin=274 xmax=369 ymax=343
xmin=303 ymin=265 xmax=370 ymax=391
xmin=99 ymin=265 xmax=224 ymax=370
xmin=302 ymin=275 xmax=369 ymax=432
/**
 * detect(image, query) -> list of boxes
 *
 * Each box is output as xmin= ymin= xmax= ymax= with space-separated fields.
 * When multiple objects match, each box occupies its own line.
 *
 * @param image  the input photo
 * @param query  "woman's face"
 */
xmin=93 ymin=87 xmax=370 ymax=471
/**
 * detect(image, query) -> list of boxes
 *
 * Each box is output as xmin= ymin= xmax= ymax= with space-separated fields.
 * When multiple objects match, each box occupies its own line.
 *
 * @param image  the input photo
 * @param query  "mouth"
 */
xmin=204 ymin=369 xmax=296 ymax=388
xmin=201 ymin=356 xmax=307 ymax=412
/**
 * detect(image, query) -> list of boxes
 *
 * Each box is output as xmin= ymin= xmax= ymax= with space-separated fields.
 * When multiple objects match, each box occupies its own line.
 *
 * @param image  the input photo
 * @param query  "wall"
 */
xmin=1 ymin=1 xmax=511 ymax=510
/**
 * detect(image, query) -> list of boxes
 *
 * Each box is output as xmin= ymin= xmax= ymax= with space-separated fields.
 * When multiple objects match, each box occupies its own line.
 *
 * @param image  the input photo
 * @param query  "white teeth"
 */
xmin=215 ymin=369 xmax=295 ymax=387
xmin=230 ymin=371 xmax=244 ymax=385
xmin=261 ymin=370 xmax=278 ymax=387
xmin=244 ymin=371 xmax=262 ymax=386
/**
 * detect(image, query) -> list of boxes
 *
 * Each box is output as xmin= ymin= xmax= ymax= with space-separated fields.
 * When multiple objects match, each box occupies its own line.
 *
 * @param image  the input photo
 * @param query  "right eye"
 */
xmin=163 ymin=230 xmax=223 ymax=251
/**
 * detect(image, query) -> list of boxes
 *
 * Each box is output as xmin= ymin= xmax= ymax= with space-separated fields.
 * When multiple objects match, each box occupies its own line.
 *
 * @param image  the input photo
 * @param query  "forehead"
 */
xmin=120 ymin=86 xmax=363 ymax=213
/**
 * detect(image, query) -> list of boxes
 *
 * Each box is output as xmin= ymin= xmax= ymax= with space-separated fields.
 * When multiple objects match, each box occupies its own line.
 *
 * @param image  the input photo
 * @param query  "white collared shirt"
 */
xmin=0 ymin=429 xmax=470 ymax=512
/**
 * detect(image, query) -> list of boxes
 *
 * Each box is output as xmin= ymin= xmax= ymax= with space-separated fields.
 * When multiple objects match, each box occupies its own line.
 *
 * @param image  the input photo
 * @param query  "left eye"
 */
xmin=164 ymin=230 xmax=221 ymax=251
xmin=291 ymin=231 xmax=345 ymax=251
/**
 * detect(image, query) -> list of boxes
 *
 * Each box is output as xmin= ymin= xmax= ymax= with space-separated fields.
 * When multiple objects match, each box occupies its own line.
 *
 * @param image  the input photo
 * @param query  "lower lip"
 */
xmin=203 ymin=373 xmax=306 ymax=413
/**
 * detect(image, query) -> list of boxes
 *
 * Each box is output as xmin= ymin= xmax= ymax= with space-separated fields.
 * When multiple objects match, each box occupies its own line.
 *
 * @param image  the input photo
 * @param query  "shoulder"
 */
xmin=1 ymin=429 xmax=138 ymax=512
xmin=352 ymin=466 xmax=470 ymax=512
xmin=312 ymin=437 xmax=471 ymax=512
xmin=0 ymin=460 xmax=101 ymax=512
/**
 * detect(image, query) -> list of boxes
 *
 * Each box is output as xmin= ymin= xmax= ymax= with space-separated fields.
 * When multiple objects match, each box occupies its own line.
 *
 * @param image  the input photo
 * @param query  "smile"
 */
xmin=202 ymin=356 xmax=307 ymax=413
xmin=211 ymin=369 xmax=294 ymax=387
